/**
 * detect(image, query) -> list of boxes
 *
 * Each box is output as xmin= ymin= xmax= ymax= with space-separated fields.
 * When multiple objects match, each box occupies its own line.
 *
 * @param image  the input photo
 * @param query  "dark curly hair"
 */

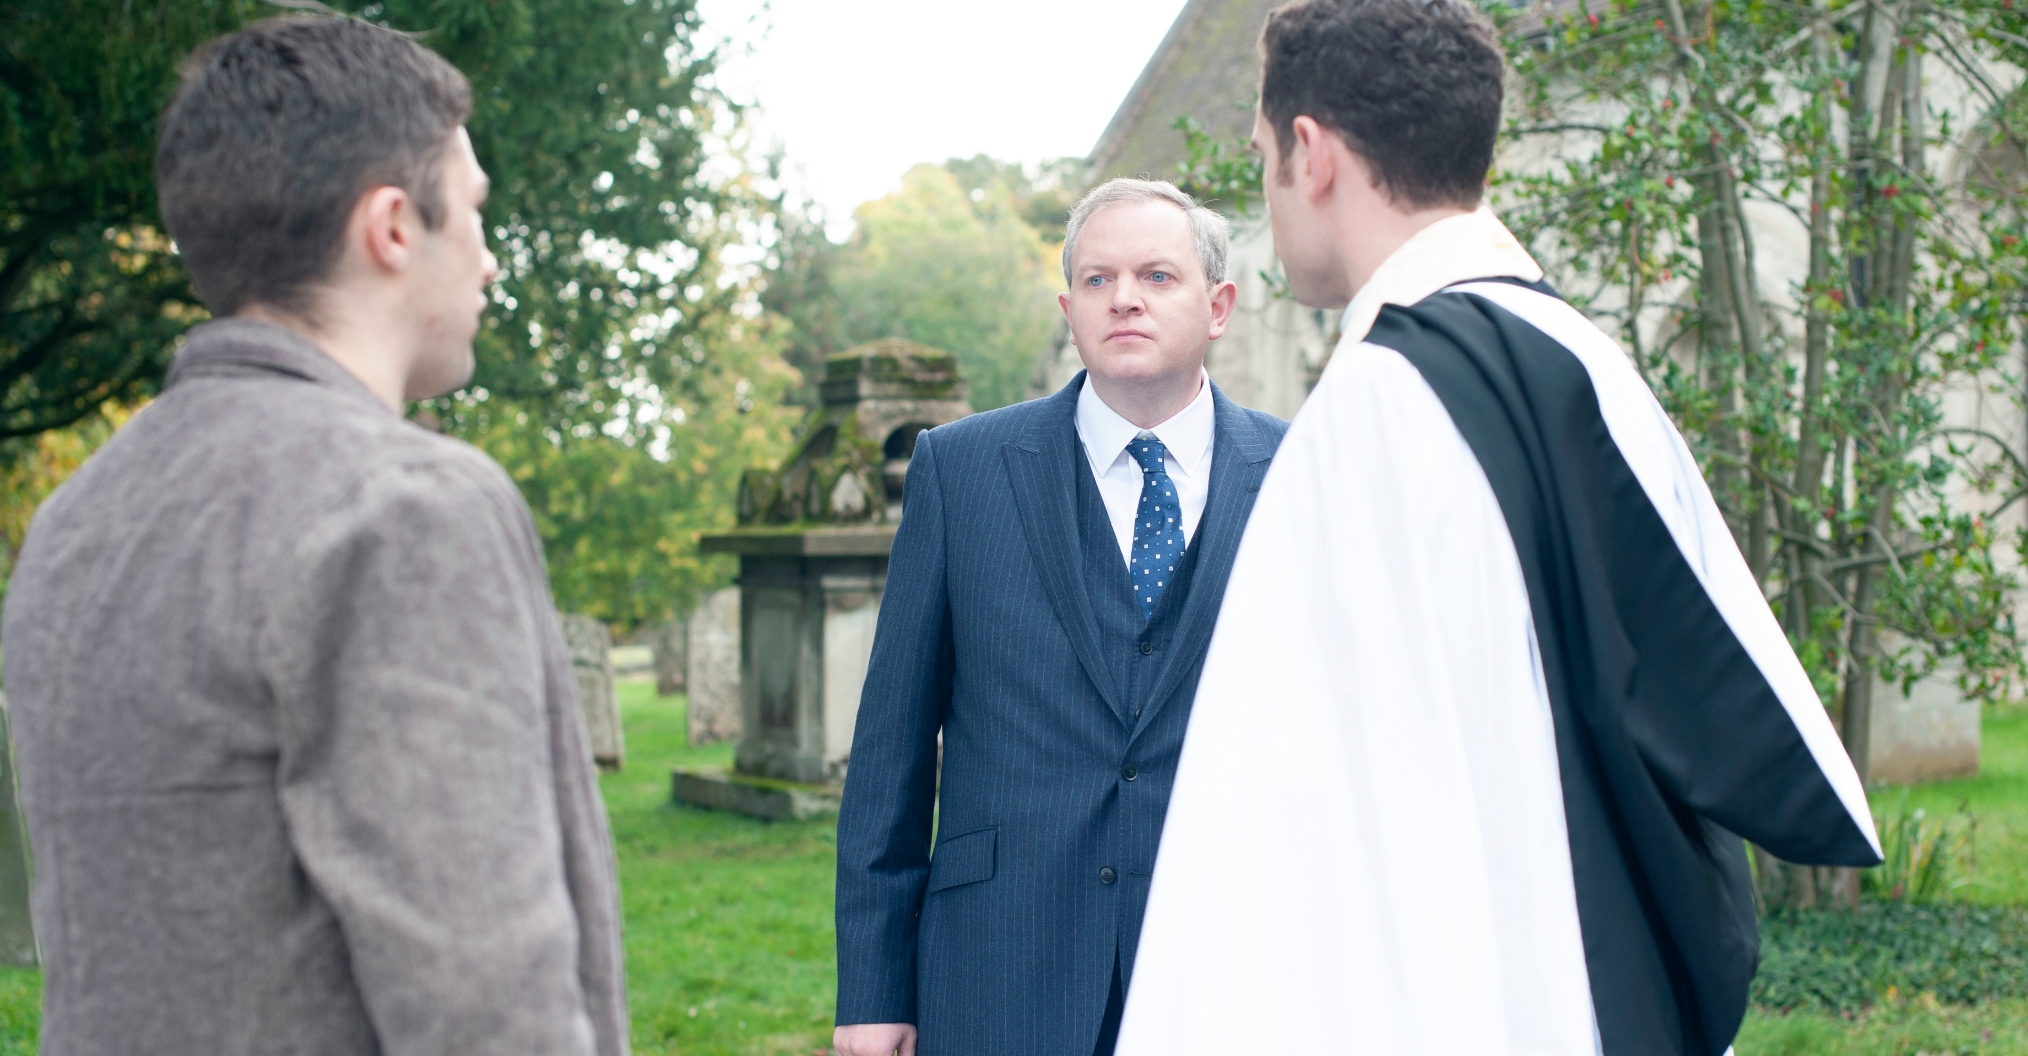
xmin=1259 ymin=0 xmax=1505 ymax=210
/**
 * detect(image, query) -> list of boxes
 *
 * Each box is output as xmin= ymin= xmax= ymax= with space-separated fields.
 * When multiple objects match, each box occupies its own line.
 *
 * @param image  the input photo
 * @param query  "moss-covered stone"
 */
xmin=735 ymin=339 xmax=971 ymax=527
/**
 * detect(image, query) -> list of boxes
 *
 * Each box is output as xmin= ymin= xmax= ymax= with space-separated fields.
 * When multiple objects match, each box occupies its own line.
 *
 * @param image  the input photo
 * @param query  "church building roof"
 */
xmin=1088 ymin=0 xmax=1587 ymax=183
xmin=1088 ymin=0 xmax=1280 ymax=182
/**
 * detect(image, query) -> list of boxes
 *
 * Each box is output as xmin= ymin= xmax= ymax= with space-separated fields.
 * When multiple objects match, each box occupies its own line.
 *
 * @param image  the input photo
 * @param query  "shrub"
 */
xmin=1863 ymin=795 xmax=1976 ymax=904
xmin=1753 ymin=903 xmax=2028 ymax=1013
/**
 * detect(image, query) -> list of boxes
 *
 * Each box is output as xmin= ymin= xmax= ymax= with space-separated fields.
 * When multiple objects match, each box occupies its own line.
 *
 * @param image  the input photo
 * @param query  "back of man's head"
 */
xmin=156 ymin=16 xmax=471 ymax=319
xmin=1259 ymin=0 xmax=1504 ymax=210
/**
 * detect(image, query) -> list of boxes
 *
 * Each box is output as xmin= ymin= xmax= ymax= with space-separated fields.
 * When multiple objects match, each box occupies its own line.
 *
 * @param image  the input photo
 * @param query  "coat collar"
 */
xmin=1336 ymin=207 xmax=1542 ymax=348
xmin=163 ymin=317 xmax=392 ymax=414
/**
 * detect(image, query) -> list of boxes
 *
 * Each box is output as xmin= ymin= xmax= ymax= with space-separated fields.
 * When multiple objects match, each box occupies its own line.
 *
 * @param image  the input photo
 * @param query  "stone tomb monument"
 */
xmin=560 ymin=614 xmax=625 ymax=770
xmin=676 ymin=339 xmax=970 ymax=819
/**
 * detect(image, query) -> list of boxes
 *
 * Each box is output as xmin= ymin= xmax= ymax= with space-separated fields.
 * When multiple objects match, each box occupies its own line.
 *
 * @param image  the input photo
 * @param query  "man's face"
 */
xmin=1252 ymin=110 xmax=1350 ymax=310
xmin=404 ymin=127 xmax=497 ymax=400
xmin=1059 ymin=200 xmax=1233 ymax=389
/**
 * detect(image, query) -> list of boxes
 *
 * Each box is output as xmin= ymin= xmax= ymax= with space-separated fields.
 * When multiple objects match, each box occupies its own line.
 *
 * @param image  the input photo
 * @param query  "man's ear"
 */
xmin=353 ymin=185 xmax=418 ymax=276
xmin=1205 ymin=279 xmax=1238 ymax=340
xmin=1291 ymin=116 xmax=1337 ymax=205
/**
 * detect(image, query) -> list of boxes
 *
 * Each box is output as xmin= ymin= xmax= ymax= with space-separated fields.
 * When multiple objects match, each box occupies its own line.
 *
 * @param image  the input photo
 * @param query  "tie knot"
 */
xmin=1130 ymin=436 xmax=1167 ymax=475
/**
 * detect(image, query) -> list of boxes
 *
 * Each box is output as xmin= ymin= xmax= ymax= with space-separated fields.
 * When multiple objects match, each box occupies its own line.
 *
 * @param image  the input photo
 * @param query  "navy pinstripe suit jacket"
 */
xmin=835 ymin=374 xmax=1288 ymax=1055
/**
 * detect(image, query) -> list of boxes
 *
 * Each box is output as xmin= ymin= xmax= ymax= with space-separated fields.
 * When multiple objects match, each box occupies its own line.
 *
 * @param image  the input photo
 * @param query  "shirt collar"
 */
xmin=1336 ymin=206 xmax=1543 ymax=347
xmin=1076 ymin=369 xmax=1215 ymax=479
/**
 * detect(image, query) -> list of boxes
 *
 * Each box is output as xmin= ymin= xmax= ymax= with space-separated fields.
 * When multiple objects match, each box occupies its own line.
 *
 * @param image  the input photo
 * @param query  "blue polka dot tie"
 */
xmin=1129 ymin=435 xmax=1184 ymax=621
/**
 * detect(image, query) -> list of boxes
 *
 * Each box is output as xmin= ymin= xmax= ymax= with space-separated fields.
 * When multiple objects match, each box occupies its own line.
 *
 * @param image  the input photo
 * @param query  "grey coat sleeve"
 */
xmin=259 ymin=457 xmax=599 ymax=1056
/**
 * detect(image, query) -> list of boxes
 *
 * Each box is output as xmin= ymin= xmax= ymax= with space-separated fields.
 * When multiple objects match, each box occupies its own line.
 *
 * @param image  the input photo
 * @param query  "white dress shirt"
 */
xmin=1074 ymin=371 xmax=1216 ymax=567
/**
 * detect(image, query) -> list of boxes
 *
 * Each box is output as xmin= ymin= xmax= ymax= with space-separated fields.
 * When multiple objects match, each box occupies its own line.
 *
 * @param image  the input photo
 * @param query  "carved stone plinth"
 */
xmin=696 ymin=528 xmax=894 ymax=785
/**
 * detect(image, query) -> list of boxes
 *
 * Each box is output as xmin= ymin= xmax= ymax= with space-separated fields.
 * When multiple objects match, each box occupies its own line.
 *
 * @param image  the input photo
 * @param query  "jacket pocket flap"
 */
xmin=926 ymin=827 xmax=996 ymax=894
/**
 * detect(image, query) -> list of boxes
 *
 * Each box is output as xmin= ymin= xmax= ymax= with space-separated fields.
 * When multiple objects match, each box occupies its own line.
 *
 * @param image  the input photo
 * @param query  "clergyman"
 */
xmin=831 ymin=178 xmax=1289 ymax=1056
xmin=0 ymin=17 xmax=626 ymax=1054
xmin=1119 ymin=2 xmax=1881 ymax=1054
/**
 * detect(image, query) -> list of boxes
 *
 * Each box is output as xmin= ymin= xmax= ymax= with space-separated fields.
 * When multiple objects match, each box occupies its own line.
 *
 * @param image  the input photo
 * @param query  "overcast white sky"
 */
xmin=696 ymin=0 xmax=1191 ymax=223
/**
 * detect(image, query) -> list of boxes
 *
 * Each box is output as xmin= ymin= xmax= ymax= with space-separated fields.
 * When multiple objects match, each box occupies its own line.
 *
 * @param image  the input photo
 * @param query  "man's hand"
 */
xmin=833 ymin=1022 xmax=917 ymax=1056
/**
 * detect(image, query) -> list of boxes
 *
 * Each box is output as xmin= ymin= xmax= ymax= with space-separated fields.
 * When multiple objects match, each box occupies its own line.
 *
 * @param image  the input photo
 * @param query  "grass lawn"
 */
xmin=1739 ymin=994 xmax=2028 ymax=1054
xmin=606 ymin=679 xmax=838 ymax=1056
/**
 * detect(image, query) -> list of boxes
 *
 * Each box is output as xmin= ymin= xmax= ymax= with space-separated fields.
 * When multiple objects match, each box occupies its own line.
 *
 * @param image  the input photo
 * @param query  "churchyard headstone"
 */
xmin=560 ymin=614 xmax=624 ymax=770
xmin=686 ymin=588 xmax=741 ymax=746
xmin=1868 ymin=650 xmax=1980 ymax=784
xmin=653 ymin=615 xmax=688 ymax=697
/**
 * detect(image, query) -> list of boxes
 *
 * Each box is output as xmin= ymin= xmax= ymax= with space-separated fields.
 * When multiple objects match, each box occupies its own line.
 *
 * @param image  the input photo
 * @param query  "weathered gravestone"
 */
xmin=559 ymin=614 xmax=624 ymax=770
xmin=652 ymin=615 xmax=688 ymax=697
xmin=677 ymin=340 xmax=970 ymax=818
xmin=685 ymin=588 xmax=741 ymax=746
xmin=0 ymin=696 xmax=35 ymax=966
xmin=1867 ymin=646 xmax=1980 ymax=784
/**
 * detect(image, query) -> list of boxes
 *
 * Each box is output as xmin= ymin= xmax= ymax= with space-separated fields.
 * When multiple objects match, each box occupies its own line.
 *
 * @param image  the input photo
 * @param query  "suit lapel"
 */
xmin=1002 ymin=374 xmax=1132 ymax=725
xmin=1131 ymin=385 xmax=1275 ymax=740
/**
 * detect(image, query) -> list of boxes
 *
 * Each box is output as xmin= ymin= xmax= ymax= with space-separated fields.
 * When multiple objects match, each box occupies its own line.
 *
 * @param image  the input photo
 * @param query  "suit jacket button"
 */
xmin=1121 ymin=763 xmax=1138 ymax=781
xmin=1099 ymin=867 xmax=1117 ymax=884
xmin=1139 ymin=641 xmax=1154 ymax=655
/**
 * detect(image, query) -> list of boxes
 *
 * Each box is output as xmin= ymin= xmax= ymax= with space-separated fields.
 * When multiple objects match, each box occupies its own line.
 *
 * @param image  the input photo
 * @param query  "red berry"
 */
xmin=1882 ymin=185 xmax=1901 ymax=198
xmin=1588 ymin=13 xmax=1600 ymax=26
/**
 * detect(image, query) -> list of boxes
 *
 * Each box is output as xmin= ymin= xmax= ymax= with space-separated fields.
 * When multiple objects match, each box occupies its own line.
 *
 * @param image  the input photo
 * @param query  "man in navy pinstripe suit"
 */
xmin=833 ymin=178 xmax=1290 ymax=1056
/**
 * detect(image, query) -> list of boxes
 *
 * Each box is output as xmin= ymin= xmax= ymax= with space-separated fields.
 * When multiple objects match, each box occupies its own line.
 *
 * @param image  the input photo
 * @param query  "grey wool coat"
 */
xmin=1 ymin=319 xmax=627 ymax=1056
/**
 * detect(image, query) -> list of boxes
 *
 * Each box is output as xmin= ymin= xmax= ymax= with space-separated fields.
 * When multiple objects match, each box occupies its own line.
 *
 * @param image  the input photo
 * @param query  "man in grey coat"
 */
xmin=0 ymin=16 xmax=626 ymax=1055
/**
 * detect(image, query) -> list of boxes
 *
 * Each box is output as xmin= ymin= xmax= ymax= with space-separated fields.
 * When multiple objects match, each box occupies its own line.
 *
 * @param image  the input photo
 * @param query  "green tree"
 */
xmin=1486 ymin=0 xmax=2028 ymax=903
xmin=4 ymin=0 xmax=798 ymax=627
xmin=382 ymin=0 xmax=799 ymax=627
xmin=942 ymin=154 xmax=1090 ymax=239
xmin=0 ymin=0 xmax=243 ymax=439
xmin=473 ymin=316 xmax=799 ymax=629
xmin=768 ymin=161 xmax=1071 ymax=412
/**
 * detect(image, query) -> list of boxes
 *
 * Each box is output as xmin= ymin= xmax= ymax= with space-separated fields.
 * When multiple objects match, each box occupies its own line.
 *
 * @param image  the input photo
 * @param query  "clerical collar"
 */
xmin=1336 ymin=207 xmax=1543 ymax=347
xmin=1075 ymin=370 xmax=1215 ymax=481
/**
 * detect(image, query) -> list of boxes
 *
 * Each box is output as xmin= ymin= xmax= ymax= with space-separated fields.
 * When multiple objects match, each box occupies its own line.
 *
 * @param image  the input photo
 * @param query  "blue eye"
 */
xmin=1086 ymin=275 xmax=1105 ymax=287
xmin=1149 ymin=271 xmax=1171 ymax=283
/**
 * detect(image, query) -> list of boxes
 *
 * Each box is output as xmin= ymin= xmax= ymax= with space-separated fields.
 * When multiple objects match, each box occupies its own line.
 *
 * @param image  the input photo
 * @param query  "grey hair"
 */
xmin=1060 ymin=178 xmax=1231 ymax=288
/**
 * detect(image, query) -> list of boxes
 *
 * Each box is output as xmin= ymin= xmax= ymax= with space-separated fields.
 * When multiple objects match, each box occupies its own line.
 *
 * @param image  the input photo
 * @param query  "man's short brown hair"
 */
xmin=156 ymin=16 xmax=472 ymax=318
xmin=1260 ymin=0 xmax=1505 ymax=210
